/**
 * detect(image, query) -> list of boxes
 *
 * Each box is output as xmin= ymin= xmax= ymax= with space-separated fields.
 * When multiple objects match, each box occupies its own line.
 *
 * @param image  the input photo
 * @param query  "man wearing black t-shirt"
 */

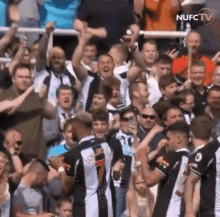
xmin=138 ymin=121 xmax=190 ymax=217
xmin=185 ymin=116 xmax=220 ymax=217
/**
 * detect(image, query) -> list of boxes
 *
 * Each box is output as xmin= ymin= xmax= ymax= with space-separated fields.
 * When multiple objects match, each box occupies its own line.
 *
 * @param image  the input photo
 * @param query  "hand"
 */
xmin=40 ymin=213 xmax=54 ymax=217
xmin=109 ymin=113 xmax=120 ymax=130
xmin=156 ymin=139 xmax=167 ymax=151
xmin=137 ymin=145 xmax=150 ymax=161
xmin=38 ymin=84 xmax=47 ymax=100
xmin=20 ymin=35 xmax=27 ymax=48
xmin=212 ymin=51 xmax=220 ymax=64
xmin=46 ymin=21 xmax=55 ymax=35
xmin=9 ymin=5 xmax=20 ymax=24
xmin=165 ymin=49 xmax=179 ymax=60
xmin=156 ymin=156 xmax=169 ymax=167
xmin=49 ymin=156 xmax=64 ymax=171
xmin=152 ymin=125 xmax=164 ymax=134
xmin=128 ymin=125 xmax=137 ymax=137
xmin=9 ymin=147 xmax=17 ymax=156
xmin=90 ymin=28 xmax=107 ymax=38
xmin=183 ymin=79 xmax=192 ymax=90
xmin=114 ymin=159 xmax=125 ymax=172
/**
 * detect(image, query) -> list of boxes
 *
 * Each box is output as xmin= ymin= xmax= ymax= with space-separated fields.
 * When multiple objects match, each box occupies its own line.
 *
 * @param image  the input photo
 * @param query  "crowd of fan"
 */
xmin=0 ymin=0 xmax=220 ymax=217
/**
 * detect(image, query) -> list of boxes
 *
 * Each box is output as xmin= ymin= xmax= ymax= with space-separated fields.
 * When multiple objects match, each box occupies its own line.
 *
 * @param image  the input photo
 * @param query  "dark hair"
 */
xmin=155 ymin=54 xmax=173 ymax=65
xmin=92 ymin=108 xmax=109 ymax=123
xmin=166 ymin=121 xmax=189 ymax=138
xmin=190 ymin=115 xmax=213 ymax=140
xmin=159 ymin=74 xmax=176 ymax=90
xmin=120 ymin=109 xmax=136 ymax=120
xmin=129 ymin=81 xmax=146 ymax=100
xmin=95 ymin=84 xmax=113 ymax=102
xmin=56 ymin=197 xmax=72 ymax=209
xmin=102 ymin=77 xmax=121 ymax=87
xmin=63 ymin=118 xmax=74 ymax=132
xmin=12 ymin=63 xmax=32 ymax=77
xmin=171 ymin=90 xmax=194 ymax=106
xmin=191 ymin=59 xmax=205 ymax=68
xmin=56 ymin=85 xmax=74 ymax=98
xmin=162 ymin=105 xmax=182 ymax=121
xmin=208 ymin=85 xmax=220 ymax=98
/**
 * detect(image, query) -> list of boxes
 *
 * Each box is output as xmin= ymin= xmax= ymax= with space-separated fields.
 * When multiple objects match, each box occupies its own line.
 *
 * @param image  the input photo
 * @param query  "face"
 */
xmin=49 ymin=49 xmax=66 ymax=73
xmin=166 ymin=131 xmax=178 ymax=152
xmin=135 ymin=83 xmax=149 ymax=105
xmin=0 ymin=155 xmax=6 ymax=176
xmin=92 ymin=94 xmax=107 ymax=110
xmin=63 ymin=125 xmax=74 ymax=145
xmin=180 ymin=94 xmax=195 ymax=112
xmin=92 ymin=120 xmax=108 ymax=139
xmin=139 ymin=108 xmax=157 ymax=130
xmin=82 ymin=45 xmax=97 ymax=65
xmin=161 ymin=82 xmax=178 ymax=99
xmin=31 ymin=43 xmax=39 ymax=59
xmin=57 ymin=202 xmax=72 ymax=217
xmin=57 ymin=89 xmax=73 ymax=110
xmin=165 ymin=109 xmax=184 ymax=126
xmin=23 ymin=49 xmax=30 ymax=64
xmin=157 ymin=63 xmax=172 ymax=78
xmin=109 ymin=85 xmax=120 ymax=106
xmin=4 ymin=131 xmax=23 ymax=155
xmin=208 ymin=90 xmax=220 ymax=110
xmin=134 ymin=175 xmax=147 ymax=194
xmin=213 ymin=67 xmax=220 ymax=86
xmin=97 ymin=55 xmax=114 ymax=79
xmin=120 ymin=112 xmax=136 ymax=133
xmin=190 ymin=66 xmax=205 ymax=86
xmin=142 ymin=43 xmax=158 ymax=64
xmin=13 ymin=68 xmax=32 ymax=92
xmin=186 ymin=32 xmax=201 ymax=56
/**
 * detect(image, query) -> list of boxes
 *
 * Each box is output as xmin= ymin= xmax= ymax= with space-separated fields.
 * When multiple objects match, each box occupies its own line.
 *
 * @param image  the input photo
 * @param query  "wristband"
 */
xmin=58 ymin=167 xmax=65 ymax=173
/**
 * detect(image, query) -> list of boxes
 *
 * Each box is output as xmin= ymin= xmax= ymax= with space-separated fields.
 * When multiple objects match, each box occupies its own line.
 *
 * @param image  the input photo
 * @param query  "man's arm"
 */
xmin=170 ymin=0 xmax=181 ymax=13
xmin=127 ymin=66 xmax=143 ymax=83
xmin=184 ymin=171 xmax=200 ymax=217
xmin=36 ymin=22 xmax=54 ymax=72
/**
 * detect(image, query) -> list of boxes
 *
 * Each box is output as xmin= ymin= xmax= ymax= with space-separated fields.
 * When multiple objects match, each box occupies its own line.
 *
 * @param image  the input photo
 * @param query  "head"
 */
xmin=0 ymin=152 xmax=9 ymax=177
xmin=109 ymin=44 xmax=129 ymax=66
xmin=56 ymin=85 xmax=74 ymax=110
xmin=91 ymin=85 xmax=112 ymax=110
xmin=82 ymin=41 xmax=97 ymax=65
xmin=27 ymin=159 xmax=50 ymax=187
xmin=92 ymin=109 xmax=109 ymax=139
xmin=102 ymin=77 xmax=121 ymax=107
xmin=155 ymin=55 xmax=173 ymax=78
xmin=186 ymin=31 xmax=201 ymax=56
xmin=190 ymin=115 xmax=213 ymax=145
xmin=30 ymin=40 xmax=40 ymax=60
xmin=131 ymin=169 xmax=147 ymax=194
xmin=71 ymin=112 xmax=93 ymax=142
xmin=190 ymin=60 xmax=206 ymax=86
xmin=139 ymin=107 xmax=157 ymax=131
xmin=159 ymin=74 xmax=178 ymax=99
xmin=142 ymin=40 xmax=158 ymax=65
xmin=56 ymin=197 xmax=72 ymax=217
xmin=12 ymin=63 xmax=32 ymax=93
xmin=129 ymin=82 xmax=149 ymax=106
xmin=207 ymin=85 xmax=220 ymax=110
xmin=49 ymin=47 xmax=66 ymax=73
xmin=163 ymin=106 xmax=184 ymax=127
xmin=212 ymin=64 xmax=220 ymax=86
xmin=12 ymin=44 xmax=30 ymax=64
xmin=120 ymin=109 xmax=136 ymax=133
xmin=165 ymin=121 xmax=189 ymax=152
xmin=97 ymin=54 xmax=114 ymax=79
xmin=177 ymin=90 xmax=195 ymax=112
xmin=4 ymin=129 xmax=23 ymax=155
xmin=63 ymin=119 xmax=75 ymax=147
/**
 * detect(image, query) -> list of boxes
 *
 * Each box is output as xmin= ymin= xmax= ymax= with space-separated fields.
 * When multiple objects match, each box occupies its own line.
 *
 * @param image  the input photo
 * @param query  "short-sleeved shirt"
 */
xmin=153 ymin=148 xmax=190 ymax=217
xmin=12 ymin=181 xmax=43 ymax=215
xmin=0 ymin=87 xmax=46 ymax=159
xmin=190 ymin=141 xmax=220 ymax=217
xmin=63 ymin=135 xmax=123 ymax=217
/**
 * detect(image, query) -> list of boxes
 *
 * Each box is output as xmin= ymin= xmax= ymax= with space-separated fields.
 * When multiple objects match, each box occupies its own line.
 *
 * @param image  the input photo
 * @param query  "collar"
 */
xmin=57 ymin=106 xmax=75 ymax=117
xmin=193 ymin=144 xmax=205 ymax=153
xmin=81 ymin=60 xmax=92 ymax=71
xmin=176 ymin=148 xmax=190 ymax=153
xmin=114 ymin=64 xmax=129 ymax=74
xmin=79 ymin=135 xmax=95 ymax=145
xmin=107 ymin=103 xmax=117 ymax=110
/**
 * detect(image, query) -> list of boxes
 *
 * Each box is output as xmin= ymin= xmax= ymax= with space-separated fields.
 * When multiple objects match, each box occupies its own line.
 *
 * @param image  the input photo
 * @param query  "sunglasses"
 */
xmin=141 ymin=114 xmax=156 ymax=120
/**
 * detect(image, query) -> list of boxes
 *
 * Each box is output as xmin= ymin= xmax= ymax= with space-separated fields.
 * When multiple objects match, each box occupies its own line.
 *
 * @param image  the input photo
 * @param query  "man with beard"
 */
xmin=35 ymin=22 xmax=78 ymax=107
xmin=190 ymin=60 xmax=208 ymax=116
xmin=173 ymin=30 xmax=215 ymax=86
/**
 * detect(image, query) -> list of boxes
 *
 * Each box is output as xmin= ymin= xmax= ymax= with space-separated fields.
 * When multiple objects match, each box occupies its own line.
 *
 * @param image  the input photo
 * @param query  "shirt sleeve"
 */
xmin=63 ymin=149 xmax=80 ymax=178
xmin=190 ymin=150 xmax=213 ymax=176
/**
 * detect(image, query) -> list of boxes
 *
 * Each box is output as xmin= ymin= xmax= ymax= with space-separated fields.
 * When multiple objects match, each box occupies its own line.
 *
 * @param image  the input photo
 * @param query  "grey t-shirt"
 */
xmin=12 ymin=181 xmax=43 ymax=215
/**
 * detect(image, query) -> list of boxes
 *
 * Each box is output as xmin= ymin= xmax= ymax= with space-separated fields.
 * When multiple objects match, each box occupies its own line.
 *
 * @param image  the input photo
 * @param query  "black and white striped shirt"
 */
xmin=153 ymin=148 xmax=190 ymax=217
xmin=63 ymin=135 xmax=123 ymax=217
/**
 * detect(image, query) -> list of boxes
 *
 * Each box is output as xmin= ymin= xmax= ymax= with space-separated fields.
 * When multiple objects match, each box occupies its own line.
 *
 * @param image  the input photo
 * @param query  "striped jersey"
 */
xmin=63 ymin=135 xmax=123 ymax=217
xmin=190 ymin=141 xmax=220 ymax=217
xmin=153 ymin=148 xmax=190 ymax=217
xmin=111 ymin=129 xmax=134 ymax=188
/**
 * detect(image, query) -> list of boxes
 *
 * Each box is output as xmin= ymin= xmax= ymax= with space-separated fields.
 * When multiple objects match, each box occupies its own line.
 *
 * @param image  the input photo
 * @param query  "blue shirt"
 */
xmin=0 ymin=0 xmax=8 ymax=27
xmin=47 ymin=140 xmax=69 ymax=159
xmin=40 ymin=0 xmax=81 ymax=29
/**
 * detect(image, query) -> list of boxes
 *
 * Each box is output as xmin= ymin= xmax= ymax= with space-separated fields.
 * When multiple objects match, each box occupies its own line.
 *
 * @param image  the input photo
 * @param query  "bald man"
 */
xmin=35 ymin=22 xmax=78 ymax=107
xmin=137 ymin=106 xmax=165 ymax=152
xmin=173 ymin=30 xmax=215 ymax=86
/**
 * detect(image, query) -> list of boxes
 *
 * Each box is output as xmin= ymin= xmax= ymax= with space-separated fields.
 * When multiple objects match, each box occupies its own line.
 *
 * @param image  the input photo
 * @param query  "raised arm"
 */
xmin=36 ymin=22 xmax=54 ymax=72
xmin=170 ymin=0 xmax=181 ymax=13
